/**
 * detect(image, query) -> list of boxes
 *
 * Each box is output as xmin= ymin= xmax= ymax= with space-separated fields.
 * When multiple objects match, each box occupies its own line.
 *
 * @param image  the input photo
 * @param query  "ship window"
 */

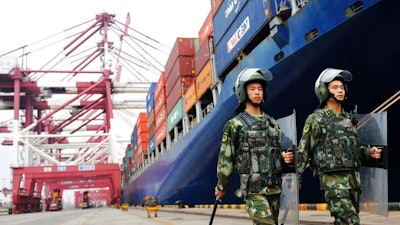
xmin=305 ymin=28 xmax=319 ymax=42
xmin=345 ymin=1 xmax=364 ymax=18
xmin=274 ymin=51 xmax=285 ymax=62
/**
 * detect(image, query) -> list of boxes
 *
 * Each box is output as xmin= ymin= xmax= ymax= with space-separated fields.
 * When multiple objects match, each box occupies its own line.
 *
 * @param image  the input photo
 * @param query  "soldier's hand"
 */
xmin=281 ymin=151 xmax=294 ymax=164
xmin=215 ymin=187 xmax=225 ymax=201
xmin=298 ymin=183 xmax=302 ymax=190
xmin=370 ymin=146 xmax=382 ymax=159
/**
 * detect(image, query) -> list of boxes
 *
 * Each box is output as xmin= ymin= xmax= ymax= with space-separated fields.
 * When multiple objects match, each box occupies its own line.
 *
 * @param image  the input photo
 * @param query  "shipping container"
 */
xmin=136 ymin=122 xmax=147 ymax=136
xmin=164 ymin=37 xmax=199 ymax=76
xmin=156 ymin=121 xmax=167 ymax=146
xmin=137 ymin=132 xmax=148 ymax=149
xmin=154 ymin=87 xmax=167 ymax=115
xmin=215 ymin=0 xmax=271 ymax=76
xmin=148 ymin=135 xmax=156 ymax=155
xmin=166 ymin=56 xmax=195 ymax=95
xmin=137 ymin=140 xmax=148 ymax=154
xmin=166 ymin=76 xmax=195 ymax=114
xmin=125 ymin=144 xmax=133 ymax=158
xmin=155 ymin=104 xmax=167 ymax=131
xmin=195 ymin=61 xmax=213 ymax=99
xmin=212 ymin=0 xmax=249 ymax=45
xmin=130 ymin=125 xmax=137 ymax=152
xmin=134 ymin=151 xmax=143 ymax=171
xmin=210 ymin=0 xmax=224 ymax=18
xmin=194 ymin=39 xmax=211 ymax=75
xmin=167 ymin=99 xmax=183 ymax=132
xmin=147 ymin=109 xmax=155 ymax=138
xmin=146 ymin=82 xmax=157 ymax=116
xmin=184 ymin=82 xmax=197 ymax=113
xmin=198 ymin=10 xmax=214 ymax=47
xmin=154 ymin=72 xmax=166 ymax=99
xmin=136 ymin=112 xmax=148 ymax=153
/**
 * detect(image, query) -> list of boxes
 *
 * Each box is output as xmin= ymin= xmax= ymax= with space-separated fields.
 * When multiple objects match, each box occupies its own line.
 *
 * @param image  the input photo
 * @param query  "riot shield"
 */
xmin=358 ymin=112 xmax=388 ymax=217
xmin=277 ymin=110 xmax=299 ymax=225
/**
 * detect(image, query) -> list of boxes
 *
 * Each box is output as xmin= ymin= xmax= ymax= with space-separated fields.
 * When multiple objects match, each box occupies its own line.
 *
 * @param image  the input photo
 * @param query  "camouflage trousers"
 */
xmin=324 ymin=188 xmax=361 ymax=225
xmin=245 ymin=193 xmax=280 ymax=225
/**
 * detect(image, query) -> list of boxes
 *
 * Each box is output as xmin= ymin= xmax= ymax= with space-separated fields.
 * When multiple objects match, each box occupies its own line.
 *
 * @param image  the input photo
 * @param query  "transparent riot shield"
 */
xmin=358 ymin=112 xmax=388 ymax=217
xmin=277 ymin=110 xmax=299 ymax=225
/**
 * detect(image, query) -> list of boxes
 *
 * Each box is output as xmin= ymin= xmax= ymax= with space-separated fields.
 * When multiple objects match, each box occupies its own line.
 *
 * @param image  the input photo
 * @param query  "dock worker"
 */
xmin=214 ymin=68 xmax=294 ymax=225
xmin=296 ymin=68 xmax=382 ymax=225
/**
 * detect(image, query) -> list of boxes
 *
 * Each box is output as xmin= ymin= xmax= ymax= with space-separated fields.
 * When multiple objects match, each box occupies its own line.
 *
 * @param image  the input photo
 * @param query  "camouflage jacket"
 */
xmin=216 ymin=110 xmax=283 ymax=197
xmin=297 ymin=106 xmax=372 ymax=190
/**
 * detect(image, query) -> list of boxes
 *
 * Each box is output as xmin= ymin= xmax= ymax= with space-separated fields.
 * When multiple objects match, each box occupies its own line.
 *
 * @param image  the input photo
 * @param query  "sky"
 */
xmin=0 ymin=0 xmax=210 ymax=55
xmin=0 ymin=0 xmax=211 ymax=201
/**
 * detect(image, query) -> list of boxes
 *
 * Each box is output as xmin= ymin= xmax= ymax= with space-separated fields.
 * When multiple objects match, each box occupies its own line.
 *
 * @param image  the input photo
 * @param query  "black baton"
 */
xmin=209 ymin=199 xmax=219 ymax=225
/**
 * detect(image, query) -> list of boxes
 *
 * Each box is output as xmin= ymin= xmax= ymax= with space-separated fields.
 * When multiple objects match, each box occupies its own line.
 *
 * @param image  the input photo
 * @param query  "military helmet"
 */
xmin=234 ymin=68 xmax=273 ymax=103
xmin=314 ymin=68 xmax=352 ymax=102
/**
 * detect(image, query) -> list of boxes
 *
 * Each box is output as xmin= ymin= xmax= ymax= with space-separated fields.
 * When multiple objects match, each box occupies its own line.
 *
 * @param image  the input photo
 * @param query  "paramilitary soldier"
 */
xmin=214 ymin=68 xmax=294 ymax=225
xmin=297 ymin=68 xmax=382 ymax=225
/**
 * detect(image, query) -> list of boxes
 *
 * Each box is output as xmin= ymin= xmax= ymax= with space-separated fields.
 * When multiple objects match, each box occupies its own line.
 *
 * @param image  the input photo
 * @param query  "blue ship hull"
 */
xmin=124 ymin=0 xmax=400 ymax=206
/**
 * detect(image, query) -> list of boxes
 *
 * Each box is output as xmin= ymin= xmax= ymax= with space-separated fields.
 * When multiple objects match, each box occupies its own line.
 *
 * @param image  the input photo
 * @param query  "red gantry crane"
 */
xmin=0 ymin=12 xmax=168 ymax=213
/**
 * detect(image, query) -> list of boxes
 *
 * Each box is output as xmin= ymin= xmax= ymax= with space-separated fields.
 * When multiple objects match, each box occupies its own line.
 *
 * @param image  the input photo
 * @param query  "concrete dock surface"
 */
xmin=157 ymin=205 xmax=400 ymax=224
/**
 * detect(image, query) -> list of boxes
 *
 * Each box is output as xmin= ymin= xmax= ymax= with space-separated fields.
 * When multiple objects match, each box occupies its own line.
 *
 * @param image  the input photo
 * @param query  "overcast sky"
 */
xmin=0 ymin=0 xmax=211 ymax=197
xmin=0 ymin=0 xmax=210 ymax=55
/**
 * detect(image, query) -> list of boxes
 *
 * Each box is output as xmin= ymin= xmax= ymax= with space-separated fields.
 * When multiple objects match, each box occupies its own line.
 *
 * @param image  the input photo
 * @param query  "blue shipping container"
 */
xmin=146 ymin=82 xmax=157 ymax=116
xmin=148 ymin=135 xmax=156 ymax=154
xmin=212 ymin=0 xmax=249 ymax=45
xmin=214 ymin=0 xmax=296 ymax=76
xmin=131 ymin=125 xmax=138 ymax=152
xmin=215 ymin=0 xmax=271 ymax=76
xmin=146 ymin=94 xmax=155 ymax=116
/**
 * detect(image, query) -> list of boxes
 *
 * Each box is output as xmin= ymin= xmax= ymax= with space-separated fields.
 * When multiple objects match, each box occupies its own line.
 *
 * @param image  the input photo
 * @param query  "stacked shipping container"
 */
xmin=123 ymin=7 xmax=216 ymax=175
xmin=165 ymin=37 xmax=199 ymax=113
xmin=134 ymin=112 xmax=147 ymax=171
xmin=146 ymin=82 xmax=157 ymax=154
xmin=154 ymin=72 xmax=167 ymax=146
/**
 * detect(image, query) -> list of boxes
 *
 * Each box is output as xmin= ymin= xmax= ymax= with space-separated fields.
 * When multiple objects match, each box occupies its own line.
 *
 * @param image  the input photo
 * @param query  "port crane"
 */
xmin=0 ymin=12 xmax=167 ymax=213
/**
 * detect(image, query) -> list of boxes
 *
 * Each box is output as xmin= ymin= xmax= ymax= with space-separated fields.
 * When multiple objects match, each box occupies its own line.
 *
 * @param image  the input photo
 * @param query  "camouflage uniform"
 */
xmin=216 ymin=110 xmax=285 ymax=225
xmin=297 ymin=106 xmax=372 ymax=225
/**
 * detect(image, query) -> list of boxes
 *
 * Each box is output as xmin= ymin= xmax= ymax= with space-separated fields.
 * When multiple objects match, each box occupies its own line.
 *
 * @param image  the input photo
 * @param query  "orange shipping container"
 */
xmin=156 ymin=121 xmax=167 ymax=146
xmin=184 ymin=82 xmax=198 ymax=113
xmin=136 ymin=112 xmax=148 ymax=134
xmin=137 ymin=141 xmax=148 ymax=154
xmin=196 ymin=61 xmax=213 ymax=99
xmin=137 ymin=132 xmax=148 ymax=146
xmin=137 ymin=112 xmax=147 ymax=121
xmin=136 ymin=122 xmax=147 ymax=135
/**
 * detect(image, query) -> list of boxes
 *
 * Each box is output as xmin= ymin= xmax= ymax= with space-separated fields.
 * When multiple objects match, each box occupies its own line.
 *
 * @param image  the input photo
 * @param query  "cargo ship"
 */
xmin=122 ymin=0 xmax=400 ymax=206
